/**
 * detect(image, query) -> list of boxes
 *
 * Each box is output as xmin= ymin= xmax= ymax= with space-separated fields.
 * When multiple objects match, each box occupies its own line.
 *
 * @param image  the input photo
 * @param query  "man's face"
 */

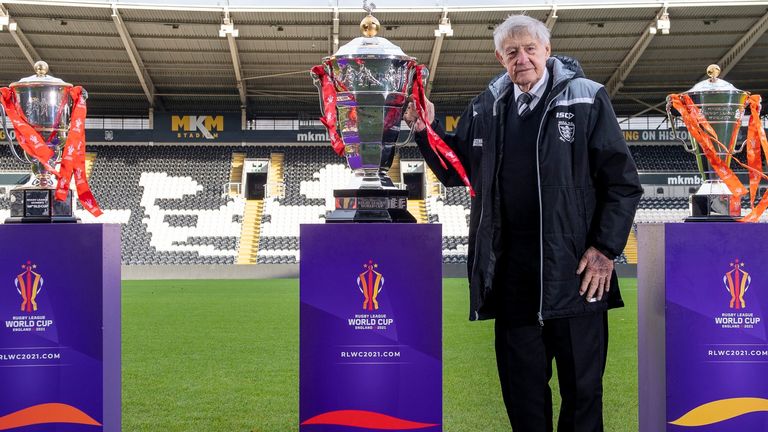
xmin=495 ymin=33 xmax=551 ymax=92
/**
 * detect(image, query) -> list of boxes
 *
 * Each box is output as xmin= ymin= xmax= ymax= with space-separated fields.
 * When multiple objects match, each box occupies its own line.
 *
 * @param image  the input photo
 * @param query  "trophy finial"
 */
xmin=33 ymin=60 xmax=49 ymax=77
xmin=363 ymin=0 xmax=376 ymax=14
xmin=360 ymin=15 xmax=380 ymax=37
xmin=707 ymin=64 xmax=721 ymax=81
xmin=360 ymin=0 xmax=379 ymax=37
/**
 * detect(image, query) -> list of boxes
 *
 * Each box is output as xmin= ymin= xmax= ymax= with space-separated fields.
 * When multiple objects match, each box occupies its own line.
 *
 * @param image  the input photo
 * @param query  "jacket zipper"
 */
xmin=471 ymin=87 xmax=511 ymax=320
xmin=535 ymin=85 xmax=568 ymax=327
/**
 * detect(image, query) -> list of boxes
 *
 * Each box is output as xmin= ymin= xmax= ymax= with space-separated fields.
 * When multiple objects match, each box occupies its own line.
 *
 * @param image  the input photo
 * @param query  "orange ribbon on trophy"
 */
xmin=411 ymin=65 xmax=475 ymax=197
xmin=669 ymin=93 xmax=768 ymax=222
xmin=0 ymin=86 xmax=102 ymax=217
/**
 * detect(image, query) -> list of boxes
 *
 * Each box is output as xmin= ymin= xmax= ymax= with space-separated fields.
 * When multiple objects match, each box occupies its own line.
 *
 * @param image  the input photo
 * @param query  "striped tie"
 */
xmin=517 ymin=92 xmax=533 ymax=118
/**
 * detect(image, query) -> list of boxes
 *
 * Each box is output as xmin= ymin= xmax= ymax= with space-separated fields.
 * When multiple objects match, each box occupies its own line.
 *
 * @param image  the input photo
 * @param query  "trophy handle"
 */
xmin=666 ymin=97 xmax=697 ymax=153
xmin=0 ymin=103 xmax=32 ymax=164
xmin=732 ymin=101 xmax=751 ymax=154
xmin=395 ymin=65 xmax=424 ymax=148
xmin=395 ymin=118 xmax=416 ymax=148
xmin=311 ymin=71 xmax=325 ymax=117
xmin=734 ymin=136 xmax=748 ymax=153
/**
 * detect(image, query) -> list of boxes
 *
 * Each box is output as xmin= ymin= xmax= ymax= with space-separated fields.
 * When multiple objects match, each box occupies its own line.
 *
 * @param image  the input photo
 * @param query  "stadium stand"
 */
xmin=8 ymin=142 xmax=766 ymax=266
xmin=94 ymin=145 xmax=253 ymax=265
xmin=0 ymin=147 xmax=26 ymax=171
xmin=0 ymin=145 xmax=255 ymax=265
xmin=627 ymin=144 xmax=749 ymax=172
xmin=254 ymin=146 xmax=346 ymax=264
xmin=628 ymin=145 xmax=695 ymax=171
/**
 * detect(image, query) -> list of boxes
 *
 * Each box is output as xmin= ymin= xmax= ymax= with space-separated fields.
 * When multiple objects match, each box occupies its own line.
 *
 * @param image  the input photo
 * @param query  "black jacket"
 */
xmin=416 ymin=56 xmax=643 ymax=321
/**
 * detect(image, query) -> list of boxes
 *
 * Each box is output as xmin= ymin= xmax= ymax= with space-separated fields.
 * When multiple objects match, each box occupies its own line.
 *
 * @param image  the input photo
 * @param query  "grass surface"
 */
xmin=122 ymin=278 xmax=638 ymax=431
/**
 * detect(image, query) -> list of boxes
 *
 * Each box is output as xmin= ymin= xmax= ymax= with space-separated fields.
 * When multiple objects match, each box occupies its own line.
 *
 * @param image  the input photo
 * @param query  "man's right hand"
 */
xmin=404 ymin=98 xmax=435 ymax=133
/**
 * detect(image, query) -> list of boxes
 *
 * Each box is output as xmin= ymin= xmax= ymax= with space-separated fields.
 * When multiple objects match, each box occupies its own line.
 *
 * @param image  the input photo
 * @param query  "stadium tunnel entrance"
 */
xmin=244 ymin=159 xmax=269 ymax=200
xmin=401 ymin=160 xmax=425 ymax=200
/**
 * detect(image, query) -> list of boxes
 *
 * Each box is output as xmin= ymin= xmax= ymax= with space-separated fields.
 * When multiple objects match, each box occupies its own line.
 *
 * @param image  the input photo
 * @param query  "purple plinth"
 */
xmin=299 ymin=224 xmax=442 ymax=431
xmin=0 ymin=224 xmax=121 ymax=431
xmin=666 ymin=223 xmax=768 ymax=431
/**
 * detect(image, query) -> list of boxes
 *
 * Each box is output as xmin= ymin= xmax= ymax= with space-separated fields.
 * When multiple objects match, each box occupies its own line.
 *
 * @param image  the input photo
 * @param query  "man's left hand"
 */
xmin=576 ymin=247 xmax=614 ymax=302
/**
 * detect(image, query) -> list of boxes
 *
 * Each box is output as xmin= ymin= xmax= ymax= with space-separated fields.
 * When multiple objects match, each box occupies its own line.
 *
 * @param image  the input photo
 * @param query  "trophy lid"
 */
xmin=685 ymin=64 xmax=744 ymax=93
xmin=334 ymin=36 xmax=410 ymax=58
xmin=11 ymin=61 xmax=72 ymax=88
xmin=331 ymin=3 xmax=412 ymax=60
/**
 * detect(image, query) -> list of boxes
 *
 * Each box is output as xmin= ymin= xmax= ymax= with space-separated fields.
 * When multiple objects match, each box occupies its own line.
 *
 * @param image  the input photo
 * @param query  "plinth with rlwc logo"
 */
xmin=299 ymin=224 xmax=442 ymax=431
xmin=639 ymin=223 xmax=768 ymax=431
xmin=0 ymin=224 xmax=121 ymax=431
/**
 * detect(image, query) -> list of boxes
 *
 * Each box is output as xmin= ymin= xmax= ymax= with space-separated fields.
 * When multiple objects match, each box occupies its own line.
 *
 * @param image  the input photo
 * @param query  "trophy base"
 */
xmin=326 ymin=189 xmax=416 ymax=223
xmin=685 ymin=193 xmax=739 ymax=223
xmin=684 ymin=215 xmax=738 ymax=223
xmin=6 ymin=188 xmax=78 ymax=224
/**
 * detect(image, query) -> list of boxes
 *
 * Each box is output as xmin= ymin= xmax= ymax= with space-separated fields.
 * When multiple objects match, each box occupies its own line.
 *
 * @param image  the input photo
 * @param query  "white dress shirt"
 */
xmin=513 ymin=69 xmax=550 ymax=112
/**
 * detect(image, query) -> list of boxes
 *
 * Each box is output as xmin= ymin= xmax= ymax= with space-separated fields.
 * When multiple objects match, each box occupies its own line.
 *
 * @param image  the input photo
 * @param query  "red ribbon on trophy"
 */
xmin=310 ymin=65 xmax=345 ymax=156
xmin=669 ymin=93 xmax=768 ymax=222
xmin=58 ymin=86 xmax=102 ymax=216
xmin=411 ymin=65 xmax=475 ymax=197
xmin=0 ymin=88 xmax=56 ymax=173
xmin=0 ymin=86 xmax=102 ymax=217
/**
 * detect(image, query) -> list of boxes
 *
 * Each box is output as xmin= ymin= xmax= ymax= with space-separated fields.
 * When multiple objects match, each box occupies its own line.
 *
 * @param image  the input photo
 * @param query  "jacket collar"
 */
xmin=488 ymin=55 xmax=584 ymax=102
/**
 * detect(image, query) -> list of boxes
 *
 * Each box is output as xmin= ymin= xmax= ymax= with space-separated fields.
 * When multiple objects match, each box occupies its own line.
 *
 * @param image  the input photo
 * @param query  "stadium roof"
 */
xmin=0 ymin=0 xmax=766 ymax=118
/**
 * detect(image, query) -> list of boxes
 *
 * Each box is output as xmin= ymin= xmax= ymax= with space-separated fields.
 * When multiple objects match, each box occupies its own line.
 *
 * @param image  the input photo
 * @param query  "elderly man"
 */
xmin=405 ymin=14 xmax=642 ymax=431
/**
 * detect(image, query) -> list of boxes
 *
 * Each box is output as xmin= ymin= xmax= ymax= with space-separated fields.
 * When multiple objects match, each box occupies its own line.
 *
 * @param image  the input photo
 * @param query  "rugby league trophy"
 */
xmin=0 ymin=61 xmax=101 ymax=222
xmin=0 ymin=63 xmax=117 ymax=431
xmin=667 ymin=64 xmax=768 ymax=222
xmin=638 ymin=65 xmax=768 ymax=432
xmin=311 ymin=4 xmax=472 ymax=223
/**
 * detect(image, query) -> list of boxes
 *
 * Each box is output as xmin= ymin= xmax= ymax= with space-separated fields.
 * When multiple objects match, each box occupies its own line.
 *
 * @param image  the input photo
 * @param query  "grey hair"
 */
xmin=493 ymin=14 xmax=550 ymax=52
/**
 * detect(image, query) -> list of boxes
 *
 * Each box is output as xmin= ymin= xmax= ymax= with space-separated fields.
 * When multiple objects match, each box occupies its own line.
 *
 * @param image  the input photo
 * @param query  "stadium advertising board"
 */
xmin=153 ymin=113 xmax=241 ymax=142
xmin=665 ymin=223 xmax=768 ymax=431
xmin=87 ymin=129 xmax=151 ymax=143
xmin=299 ymin=224 xmax=442 ymax=431
xmin=0 ymin=224 xmax=121 ymax=431
xmin=242 ymin=129 xmax=330 ymax=143
xmin=0 ymin=125 xmax=151 ymax=143
xmin=639 ymin=173 xmax=751 ymax=185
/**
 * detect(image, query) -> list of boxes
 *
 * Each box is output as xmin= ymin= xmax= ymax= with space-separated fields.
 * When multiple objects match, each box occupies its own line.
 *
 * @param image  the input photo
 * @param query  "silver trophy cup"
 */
xmin=667 ymin=65 xmax=749 ymax=221
xmin=312 ymin=13 xmax=419 ymax=223
xmin=1 ymin=61 xmax=79 ymax=223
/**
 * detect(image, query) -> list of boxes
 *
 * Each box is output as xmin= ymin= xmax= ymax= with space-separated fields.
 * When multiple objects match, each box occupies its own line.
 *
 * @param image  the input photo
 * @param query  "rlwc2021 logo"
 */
xmin=15 ymin=261 xmax=43 ymax=313
xmin=347 ymin=259 xmax=393 ymax=331
xmin=723 ymin=258 xmax=751 ymax=309
xmin=714 ymin=259 xmax=761 ymax=330
xmin=357 ymin=260 xmax=384 ymax=311
xmin=4 ymin=261 xmax=54 ymax=333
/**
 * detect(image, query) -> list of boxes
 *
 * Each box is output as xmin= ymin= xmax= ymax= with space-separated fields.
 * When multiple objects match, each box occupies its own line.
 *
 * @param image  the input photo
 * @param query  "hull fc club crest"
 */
xmin=558 ymin=119 xmax=575 ymax=143
xmin=724 ymin=259 xmax=751 ymax=309
xmin=357 ymin=260 xmax=384 ymax=311
xmin=15 ymin=261 xmax=44 ymax=313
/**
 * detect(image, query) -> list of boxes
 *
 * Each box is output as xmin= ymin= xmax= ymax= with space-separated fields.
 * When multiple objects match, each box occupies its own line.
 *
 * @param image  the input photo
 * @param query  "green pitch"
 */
xmin=122 ymin=278 xmax=638 ymax=431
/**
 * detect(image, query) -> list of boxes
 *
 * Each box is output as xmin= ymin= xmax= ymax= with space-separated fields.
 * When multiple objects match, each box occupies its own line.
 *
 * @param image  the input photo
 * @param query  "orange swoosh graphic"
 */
xmin=669 ymin=397 xmax=768 ymax=426
xmin=0 ymin=403 xmax=101 ymax=430
xmin=302 ymin=409 xmax=438 ymax=430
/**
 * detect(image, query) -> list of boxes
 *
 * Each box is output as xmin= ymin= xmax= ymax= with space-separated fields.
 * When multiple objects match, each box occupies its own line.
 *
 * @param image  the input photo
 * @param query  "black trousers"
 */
xmin=494 ymin=312 xmax=609 ymax=432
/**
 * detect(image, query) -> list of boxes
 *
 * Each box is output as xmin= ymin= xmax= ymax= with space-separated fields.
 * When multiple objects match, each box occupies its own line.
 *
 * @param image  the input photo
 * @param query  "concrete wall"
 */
xmin=121 ymin=263 xmax=636 ymax=280
xmin=122 ymin=264 xmax=299 ymax=280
